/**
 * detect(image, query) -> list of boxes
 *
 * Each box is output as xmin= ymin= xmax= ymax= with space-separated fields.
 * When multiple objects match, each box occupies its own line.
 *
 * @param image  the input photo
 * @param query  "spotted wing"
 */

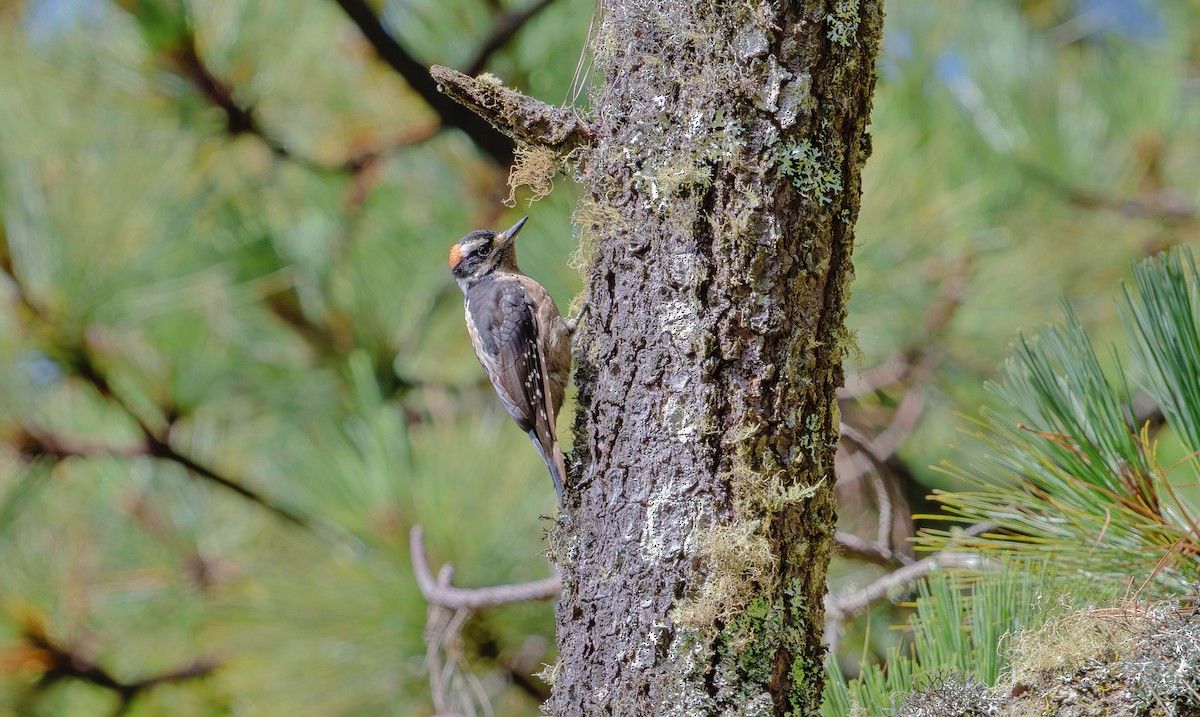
xmin=466 ymin=279 xmax=558 ymax=456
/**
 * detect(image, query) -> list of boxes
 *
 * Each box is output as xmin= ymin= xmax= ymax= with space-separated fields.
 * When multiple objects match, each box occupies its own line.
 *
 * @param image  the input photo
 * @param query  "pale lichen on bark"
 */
xmin=433 ymin=0 xmax=883 ymax=714
xmin=430 ymin=65 xmax=595 ymax=153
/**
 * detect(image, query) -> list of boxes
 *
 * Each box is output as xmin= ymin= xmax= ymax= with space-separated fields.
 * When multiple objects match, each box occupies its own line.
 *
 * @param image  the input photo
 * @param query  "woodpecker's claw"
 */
xmin=566 ymin=299 xmax=591 ymax=335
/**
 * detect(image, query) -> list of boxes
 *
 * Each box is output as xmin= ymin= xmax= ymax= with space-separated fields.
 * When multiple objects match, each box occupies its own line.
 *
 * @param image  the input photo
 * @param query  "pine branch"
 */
xmin=463 ymin=0 xmax=559 ymax=76
xmin=107 ymin=1 xmax=396 ymax=175
xmin=333 ymin=0 xmax=515 ymax=164
xmin=2 ymin=268 xmax=310 ymax=528
xmin=21 ymin=619 xmax=217 ymax=708
xmin=169 ymin=31 xmax=396 ymax=175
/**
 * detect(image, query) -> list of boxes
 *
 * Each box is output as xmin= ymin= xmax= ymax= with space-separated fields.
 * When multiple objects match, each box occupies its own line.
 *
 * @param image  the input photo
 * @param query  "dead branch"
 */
xmin=824 ymin=522 xmax=998 ymax=653
xmin=412 ymin=524 xmax=559 ymax=715
xmin=837 ymin=352 xmax=909 ymax=400
xmin=864 ymin=390 xmax=926 ymax=462
xmin=410 ymin=525 xmax=561 ymax=610
xmin=834 ymin=530 xmax=909 ymax=568
xmin=838 ymin=256 xmax=969 ymax=401
xmin=430 ymin=65 xmax=595 ymax=153
xmin=833 ymin=258 xmax=970 ymax=567
xmin=423 ymin=565 xmax=494 ymax=717
xmin=839 ymin=408 xmax=926 ymax=557
xmin=826 ymin=551 xmax=987 ymax=624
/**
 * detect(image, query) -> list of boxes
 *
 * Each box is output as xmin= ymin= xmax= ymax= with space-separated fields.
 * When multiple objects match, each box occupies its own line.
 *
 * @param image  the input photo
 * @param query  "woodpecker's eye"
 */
xmin=450 ymin=232 xmax=496 ymax=274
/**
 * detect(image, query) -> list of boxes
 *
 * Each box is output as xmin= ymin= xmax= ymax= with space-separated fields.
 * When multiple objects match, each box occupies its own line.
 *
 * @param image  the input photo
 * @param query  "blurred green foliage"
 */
xmin=0 ymin=0 xmax=1196 ymax=715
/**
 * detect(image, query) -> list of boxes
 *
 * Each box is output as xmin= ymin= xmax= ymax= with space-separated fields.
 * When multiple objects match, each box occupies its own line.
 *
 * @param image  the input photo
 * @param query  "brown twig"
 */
xmin=169 ymin=33 xmax=266 ymax=144
xmin=410 ymin=525 xmax=560 ymax=610
xmin=834 ymin=530 xmax=910 ymax=568
xmin=824 ymin=522 xmax=997 ymax=653
xmin=14 ymin=425 xmax=146 ymax=461
xmin=15 ymin=411 xmax=308 ymax=527
xmin=78 ymin=346 xmax=310 ymax=526
xmin=139 ymin=420 xmax=310 ymax=526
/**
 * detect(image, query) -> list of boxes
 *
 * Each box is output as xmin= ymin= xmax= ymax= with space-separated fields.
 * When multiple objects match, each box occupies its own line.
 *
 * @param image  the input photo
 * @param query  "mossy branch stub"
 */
xmin=430 ymin=65 xmax=596 ymax=153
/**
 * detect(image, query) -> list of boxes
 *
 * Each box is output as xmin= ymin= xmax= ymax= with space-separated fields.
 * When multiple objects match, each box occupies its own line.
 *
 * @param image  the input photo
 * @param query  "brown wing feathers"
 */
xmin=466 ymin=278 xmax=564 ymax=500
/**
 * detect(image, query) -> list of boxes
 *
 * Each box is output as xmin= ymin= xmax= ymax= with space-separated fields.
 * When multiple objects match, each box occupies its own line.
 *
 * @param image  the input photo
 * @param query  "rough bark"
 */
xmin=555 ymin=2 xmax=883 ymax=714
xmin=435 ymin=0 xmax=883 ymax=714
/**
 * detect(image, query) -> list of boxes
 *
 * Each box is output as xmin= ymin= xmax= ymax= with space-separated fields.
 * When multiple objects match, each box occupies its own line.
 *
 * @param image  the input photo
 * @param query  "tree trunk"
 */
xmin=434 ymin=0 xmax=883 ymax=713
xmin=555 ymin=2 xmax=883 ymax=714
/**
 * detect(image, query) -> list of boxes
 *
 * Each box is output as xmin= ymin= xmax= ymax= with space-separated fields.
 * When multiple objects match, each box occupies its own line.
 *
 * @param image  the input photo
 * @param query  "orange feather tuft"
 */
xmin=448 ymin=244 xmax=463 ymax=268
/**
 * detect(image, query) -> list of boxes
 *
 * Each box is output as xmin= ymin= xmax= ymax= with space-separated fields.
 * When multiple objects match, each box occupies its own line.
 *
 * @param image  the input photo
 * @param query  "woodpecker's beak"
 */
xmin=495 ymin=216 xmax=529 ymax=246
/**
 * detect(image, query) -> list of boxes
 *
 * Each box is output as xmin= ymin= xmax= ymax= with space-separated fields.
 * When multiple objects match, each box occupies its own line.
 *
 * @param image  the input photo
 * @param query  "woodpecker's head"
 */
xmin=449 ymin=216 xmax=527 ymax=289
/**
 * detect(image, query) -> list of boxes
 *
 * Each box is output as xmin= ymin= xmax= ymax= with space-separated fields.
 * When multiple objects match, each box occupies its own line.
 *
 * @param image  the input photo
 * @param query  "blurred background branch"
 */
xmin=332 ymin=0 xmax=518 ymax=164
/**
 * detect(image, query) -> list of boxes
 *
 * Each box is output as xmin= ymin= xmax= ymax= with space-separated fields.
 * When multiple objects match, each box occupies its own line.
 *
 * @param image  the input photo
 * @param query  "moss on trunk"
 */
xmin=549 ymin=1 xmax=885 ymax=714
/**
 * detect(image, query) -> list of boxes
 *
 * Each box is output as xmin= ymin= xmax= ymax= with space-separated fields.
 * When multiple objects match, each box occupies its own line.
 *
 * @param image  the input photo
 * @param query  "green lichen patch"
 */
xmin=778 ymin=139 xmax=843 ymax=205
xmin=712 ymin=579 xmax=814 ymax=716
xmin=825 ymin=0 xmax=861 ymax=48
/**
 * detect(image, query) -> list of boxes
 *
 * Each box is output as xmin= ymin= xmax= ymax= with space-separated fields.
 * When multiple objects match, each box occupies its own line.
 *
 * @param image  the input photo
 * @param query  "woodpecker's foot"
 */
xmin=566 ymin=300 xmax=591 ymax=334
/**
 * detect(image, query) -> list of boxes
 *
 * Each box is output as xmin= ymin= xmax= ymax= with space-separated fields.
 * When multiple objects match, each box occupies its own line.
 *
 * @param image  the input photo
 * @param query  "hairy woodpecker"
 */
xmin=449 ymin=216 xmax=583 ymax=504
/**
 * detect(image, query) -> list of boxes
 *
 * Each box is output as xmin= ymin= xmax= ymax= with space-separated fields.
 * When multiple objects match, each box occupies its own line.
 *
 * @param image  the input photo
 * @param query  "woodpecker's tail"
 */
xmin=528 ymin=432 xmax=565 ymax=505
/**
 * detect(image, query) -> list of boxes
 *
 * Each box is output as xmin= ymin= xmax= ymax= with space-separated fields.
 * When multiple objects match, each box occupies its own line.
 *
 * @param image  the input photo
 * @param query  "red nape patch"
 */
xmin=448 ymin=244 xmax=463 ymax=268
